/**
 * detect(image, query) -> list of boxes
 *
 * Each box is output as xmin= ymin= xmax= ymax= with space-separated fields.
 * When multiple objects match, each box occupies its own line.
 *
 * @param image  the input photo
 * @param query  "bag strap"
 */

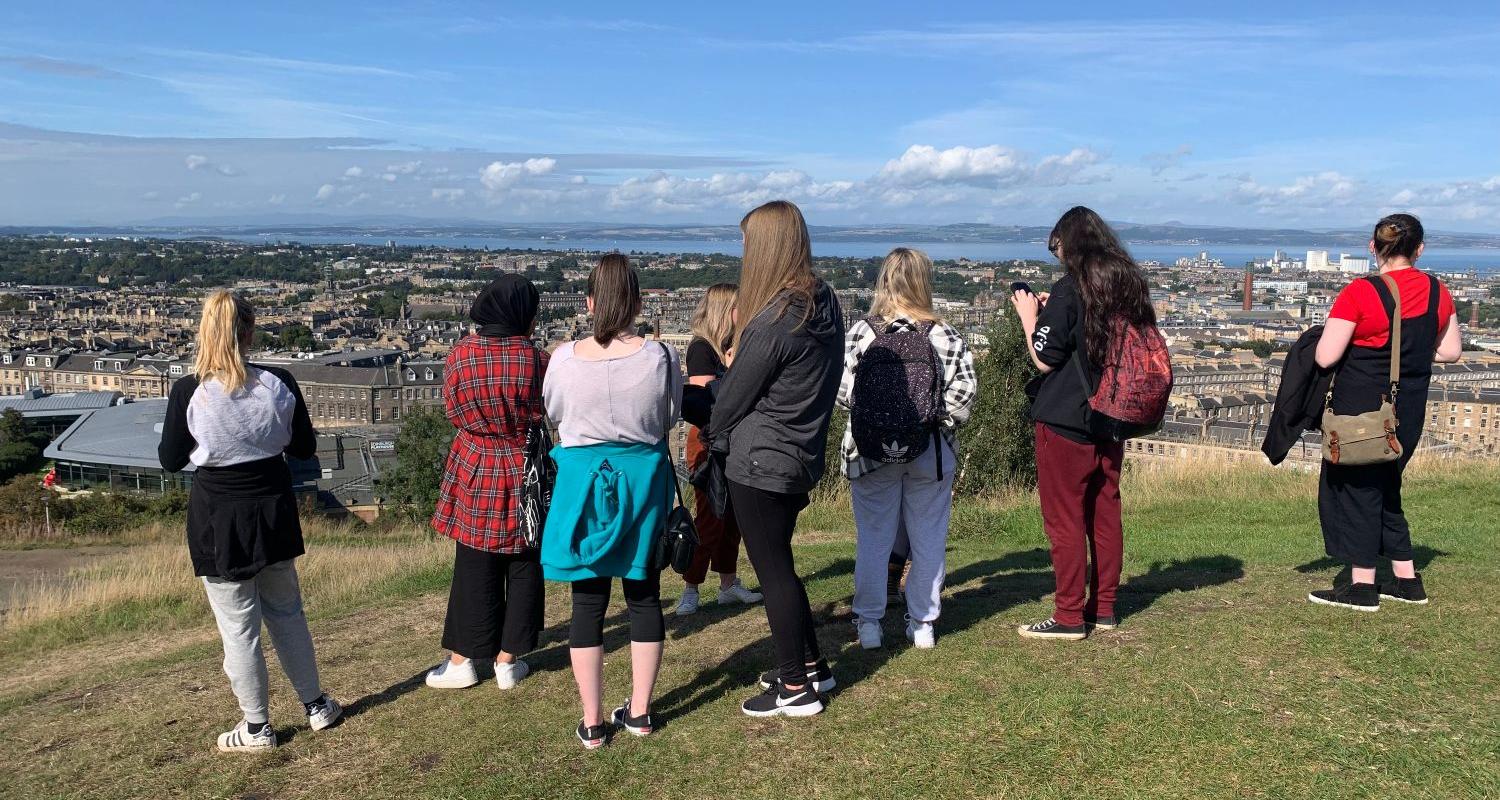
xmin=1378 ymin=273 xmax=1402 ymax=401
xmin=658 ymin=342 xmax=688 ymax=510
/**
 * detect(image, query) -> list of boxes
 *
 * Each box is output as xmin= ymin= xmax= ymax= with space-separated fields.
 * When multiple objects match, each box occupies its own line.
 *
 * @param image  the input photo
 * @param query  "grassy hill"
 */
xmin=2 ymin=462 xmax=1497 ymax=799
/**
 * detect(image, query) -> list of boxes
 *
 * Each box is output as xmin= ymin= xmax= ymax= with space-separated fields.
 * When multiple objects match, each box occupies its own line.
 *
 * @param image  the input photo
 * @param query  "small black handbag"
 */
xmin=653 ymin=342 xmax=699 ymax=574
xmin=655 ymin=472 xmax=700 ymax=575
xmin=518 ymin=349 xmax=555 ymax=549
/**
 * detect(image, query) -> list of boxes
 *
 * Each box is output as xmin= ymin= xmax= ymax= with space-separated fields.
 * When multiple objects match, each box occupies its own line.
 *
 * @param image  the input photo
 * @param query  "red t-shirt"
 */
xmin=1328 ymin=269 xmax=1455 ymax=348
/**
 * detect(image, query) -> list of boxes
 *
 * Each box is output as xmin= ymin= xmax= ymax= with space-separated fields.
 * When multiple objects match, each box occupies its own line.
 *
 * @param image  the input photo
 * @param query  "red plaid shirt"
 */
xmin=431 ymin=334 xmax=548 ymax=553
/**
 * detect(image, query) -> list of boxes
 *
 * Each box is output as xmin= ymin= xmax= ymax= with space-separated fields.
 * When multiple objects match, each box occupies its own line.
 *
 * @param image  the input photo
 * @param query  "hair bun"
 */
xmin=1376 ymin=221 xmax=1402 ymax=243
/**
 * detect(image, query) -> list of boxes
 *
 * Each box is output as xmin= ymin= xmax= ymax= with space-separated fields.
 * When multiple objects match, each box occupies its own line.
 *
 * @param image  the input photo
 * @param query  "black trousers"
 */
xmin=570 ymin=571 xmax=664 ymax=649
xmin=441 ymin=542 xmax=544 ymax=660
xmin=729 ymin=480 xmax=822 ymax=686
xmin=1318 ymin=460 xmax=1414 ymax=569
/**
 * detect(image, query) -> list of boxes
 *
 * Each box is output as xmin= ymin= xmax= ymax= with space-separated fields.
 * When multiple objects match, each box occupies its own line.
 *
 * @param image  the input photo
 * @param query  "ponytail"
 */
xmin=194 ymin=291 xmax=255 ymax=393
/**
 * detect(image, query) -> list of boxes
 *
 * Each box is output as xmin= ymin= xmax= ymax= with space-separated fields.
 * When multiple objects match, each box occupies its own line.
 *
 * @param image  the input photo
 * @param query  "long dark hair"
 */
xmin=586 ymin=253 xmax=640 ymax=346
xmin=1048 ymin=206 xmax=1155 ymax=365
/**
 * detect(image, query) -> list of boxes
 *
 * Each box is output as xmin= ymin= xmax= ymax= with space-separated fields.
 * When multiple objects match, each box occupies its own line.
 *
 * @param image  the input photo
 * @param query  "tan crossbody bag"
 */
xmin=1321 ymin=273 xmax=1403 ymax=466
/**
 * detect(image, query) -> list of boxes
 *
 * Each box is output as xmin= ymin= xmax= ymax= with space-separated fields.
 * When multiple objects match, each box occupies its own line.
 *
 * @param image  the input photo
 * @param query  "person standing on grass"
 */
xmin=839 ymin=247 xmax=977 ymax=651
xmin=675 ymin=283 xmax=765 ymax=616
xmin=1307 ymin=214 xmax=1462 ymax=611
xmin=157 ymin=290 xmax=341 ymax=753
xmin=425 ymin=274 xmax=547 ymax=692
xmin=541 ymin=254 xmax=681 ymax=750
xmin=709 ymin=200 xmax=844 ymax=718
xmin=1010 ymin=207 xmax=1151 ymax=641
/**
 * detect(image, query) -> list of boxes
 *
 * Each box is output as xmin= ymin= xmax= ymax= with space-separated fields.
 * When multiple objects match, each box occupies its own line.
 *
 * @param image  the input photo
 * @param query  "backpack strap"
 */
xmin=922 ymin=320 xmax=944 ymax=480
xmin=1375 ymin=274 xmax=1403 ymax=401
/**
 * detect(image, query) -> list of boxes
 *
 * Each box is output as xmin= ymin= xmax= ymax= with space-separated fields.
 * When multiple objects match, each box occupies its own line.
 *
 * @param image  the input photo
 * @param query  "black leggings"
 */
xmin=729 ymin=480 xmax=821 ymax=685
xmin=441 ymin=542 xmax=544 ymax=660
xmin=569 ymin=571 xmax=664 ymax=649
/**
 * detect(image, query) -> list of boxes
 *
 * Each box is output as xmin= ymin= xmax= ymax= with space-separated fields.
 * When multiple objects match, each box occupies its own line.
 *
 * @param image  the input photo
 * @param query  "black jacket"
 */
xmin=708 ymin=281 xmax=844 ymax=495
xmin=1261 ymin=326 xmax=1331 ymax=465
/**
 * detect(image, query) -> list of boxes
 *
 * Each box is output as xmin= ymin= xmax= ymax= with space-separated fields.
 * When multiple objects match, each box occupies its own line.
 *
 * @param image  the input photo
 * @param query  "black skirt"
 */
xmin=187 ymin=457 xmax=305 ymax=581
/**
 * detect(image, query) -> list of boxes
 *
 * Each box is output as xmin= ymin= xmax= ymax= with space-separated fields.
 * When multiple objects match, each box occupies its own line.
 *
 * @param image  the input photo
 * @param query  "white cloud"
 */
xmin=174 ymin=192 xmax=201 ymax=208
xmin=381 ymin=172 xmax=397 ymax=182
xmin=315 ymin=183 xmax=336 ymax=201
xmin=1229 ymin=171 xmax=1359 ymax=205
xmin=570 ymin=175 xmax=588 ymax=185
xmin=185 ymin=154 xmax=209 ymax=170
xmin=1143 ymin=144 xmax=1193 ymax=176
xmin=480 ymin=157 xmax=557 ymax=191
xmin=385 ymin=160 xmax=422 ymax=174
xmin=140 ymin=190 xmax=161 ymax=201
xmin=431 ymin=187 xmax=466 ymax=202
xmin=344 ymin=166 xmax=364 ymax=178
xmin=876 ymin=144 xmax=1104 ymax=188
xmin=268 ymin=193 xmax=286 ymax=205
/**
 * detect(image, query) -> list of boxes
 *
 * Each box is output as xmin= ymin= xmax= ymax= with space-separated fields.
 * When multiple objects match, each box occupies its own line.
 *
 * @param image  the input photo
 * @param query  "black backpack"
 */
xmin=849 ymin=317 xmax=945 ymax=477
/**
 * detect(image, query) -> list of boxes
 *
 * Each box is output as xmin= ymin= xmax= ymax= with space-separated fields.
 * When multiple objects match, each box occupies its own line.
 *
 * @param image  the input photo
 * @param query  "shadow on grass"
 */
xmin=343 ymin=669 xmax=427 ymax=721
xmin=1113 ymin=555 xmax=1246 ymax=618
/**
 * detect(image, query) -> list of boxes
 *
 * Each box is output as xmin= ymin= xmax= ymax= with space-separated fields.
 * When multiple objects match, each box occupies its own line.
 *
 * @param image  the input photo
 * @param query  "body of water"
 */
xmin=224 ymin=233 xmax=1500 ymax=274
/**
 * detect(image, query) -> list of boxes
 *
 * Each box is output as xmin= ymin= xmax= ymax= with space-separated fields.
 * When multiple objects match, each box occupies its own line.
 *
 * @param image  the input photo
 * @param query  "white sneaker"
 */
xmin=905 ymin=618 xmax=936 ymax=649
xmin=425 ymin=657 xmax=479 ymax=689
xmin=305 ymin=694 xmax=342 ymax=731
xmin=854 ymin=618 xmax=883 ymax=650
xmin=717 ymin=579 xmax=764 ymax=605
xmin=676 ymin=588 xmax=701 ymax=616
xmin=216 ymin=720 xmax=277 ymax=753
xmin=494 ymin=660 xmax=530 ymax=690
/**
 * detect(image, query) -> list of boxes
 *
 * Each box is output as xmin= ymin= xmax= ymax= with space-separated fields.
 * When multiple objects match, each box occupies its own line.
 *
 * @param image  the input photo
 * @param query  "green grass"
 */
xmin=2 ymin=463 xmax=1497 ymax=799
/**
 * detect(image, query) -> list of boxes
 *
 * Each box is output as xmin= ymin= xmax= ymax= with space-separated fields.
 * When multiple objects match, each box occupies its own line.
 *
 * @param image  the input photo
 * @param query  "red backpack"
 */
xmin=1072 ymin=318 xmax=1173 ymax=442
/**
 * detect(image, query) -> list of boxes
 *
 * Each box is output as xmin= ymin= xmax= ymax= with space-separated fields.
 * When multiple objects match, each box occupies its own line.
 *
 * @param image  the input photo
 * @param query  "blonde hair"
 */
xmin=690 ymin=283 xmax=738 ymax=361
xmin=734 ymin=200 xmax=816 ymax=353
xmin=194 ymin=291 xmax=255 ymax=393
xmin=868 ymin=247 xmax=938 ymax=326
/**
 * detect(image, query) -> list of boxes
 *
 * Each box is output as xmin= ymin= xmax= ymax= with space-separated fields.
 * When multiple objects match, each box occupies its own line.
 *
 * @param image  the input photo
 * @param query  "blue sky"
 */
xmin=2 ymin=1 xmax=1499 ymax=229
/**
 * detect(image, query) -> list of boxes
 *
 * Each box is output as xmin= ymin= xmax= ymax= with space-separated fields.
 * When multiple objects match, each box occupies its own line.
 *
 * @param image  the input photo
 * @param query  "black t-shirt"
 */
xmin=685 ymin=337 xmax=724 ymax=378
xmin=1028 ymin=274 xmax=1095 ymax=443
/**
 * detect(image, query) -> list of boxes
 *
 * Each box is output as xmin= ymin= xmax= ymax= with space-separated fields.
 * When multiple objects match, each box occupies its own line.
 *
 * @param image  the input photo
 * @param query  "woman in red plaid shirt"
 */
xmin=425 ymin=274 xmax=548 ymax=692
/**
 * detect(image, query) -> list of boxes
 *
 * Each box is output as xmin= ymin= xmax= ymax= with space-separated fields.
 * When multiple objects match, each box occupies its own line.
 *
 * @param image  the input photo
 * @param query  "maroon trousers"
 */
xmin=684 ymin=425 xmax=744 ymax=586
xmin=1034 ymin=422 xmax=1124 ymax=627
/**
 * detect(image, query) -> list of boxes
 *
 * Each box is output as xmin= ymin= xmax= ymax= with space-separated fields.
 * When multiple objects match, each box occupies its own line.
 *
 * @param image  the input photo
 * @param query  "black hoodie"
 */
xmin=709 ymin=281 xmax=845 ymax=495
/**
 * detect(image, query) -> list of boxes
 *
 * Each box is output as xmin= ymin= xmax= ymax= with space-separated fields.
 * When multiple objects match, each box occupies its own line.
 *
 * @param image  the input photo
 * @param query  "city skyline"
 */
xmin=3 ymin=2 xmax=1499 ymax=230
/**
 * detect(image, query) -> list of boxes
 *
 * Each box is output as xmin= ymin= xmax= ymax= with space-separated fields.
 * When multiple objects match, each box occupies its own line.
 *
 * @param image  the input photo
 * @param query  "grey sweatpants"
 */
xmin=202 ymin=559 xmax=323 ymax=724
xmin=851 ymin=439 xmax=955 ymax=625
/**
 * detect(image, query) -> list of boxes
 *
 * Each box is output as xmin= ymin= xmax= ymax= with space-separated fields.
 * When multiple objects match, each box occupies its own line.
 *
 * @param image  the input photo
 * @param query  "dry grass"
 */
xmin=0 ymin=530 xmax=449 ymax=650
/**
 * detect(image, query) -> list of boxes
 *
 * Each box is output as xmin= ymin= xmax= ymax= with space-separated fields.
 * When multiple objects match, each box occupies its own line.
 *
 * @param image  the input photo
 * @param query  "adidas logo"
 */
xmin=882 ymin=441 xmax=908 ymax=460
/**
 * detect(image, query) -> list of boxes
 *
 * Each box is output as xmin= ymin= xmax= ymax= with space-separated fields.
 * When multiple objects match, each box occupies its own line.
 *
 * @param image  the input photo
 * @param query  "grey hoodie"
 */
xmin=709 ymin=281 xmax=845 ymax=495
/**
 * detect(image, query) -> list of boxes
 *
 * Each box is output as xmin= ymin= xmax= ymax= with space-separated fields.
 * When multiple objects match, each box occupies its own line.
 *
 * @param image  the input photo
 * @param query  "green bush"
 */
xmin=955 ymin=308 xmax=1038 ymax=496
xmin=378 ymin=404 xmax=456 ymax=523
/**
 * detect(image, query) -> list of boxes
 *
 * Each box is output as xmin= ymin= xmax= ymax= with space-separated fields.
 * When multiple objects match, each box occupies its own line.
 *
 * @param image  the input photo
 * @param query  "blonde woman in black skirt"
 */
xmin=158 ymin=291 xmax=341 ymax=752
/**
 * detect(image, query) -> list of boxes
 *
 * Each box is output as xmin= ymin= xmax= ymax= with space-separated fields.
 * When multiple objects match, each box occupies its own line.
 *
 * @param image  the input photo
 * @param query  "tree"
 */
xmin=955 ymin=308 xmax=1039 ymax=495
xmin=0 ymin=409 xmax=44 ymax=483
xmin=279 ymin=324 xmax=319 ymax=351
xmin=378 ymin=405 xmax=456 ymax=522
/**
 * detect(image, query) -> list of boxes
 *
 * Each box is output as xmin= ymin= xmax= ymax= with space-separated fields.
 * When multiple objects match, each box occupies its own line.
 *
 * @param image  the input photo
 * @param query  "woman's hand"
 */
xmin=1009 ymin=289 xmax=1042 ymax=325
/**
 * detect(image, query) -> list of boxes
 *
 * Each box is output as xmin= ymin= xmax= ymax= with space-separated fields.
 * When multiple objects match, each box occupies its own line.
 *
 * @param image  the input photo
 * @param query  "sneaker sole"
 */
xmin=1017 ymin=627 xmax=1087 ymax=640
xmin=1377 ymin=593 xmax=1428 ymax=605
xmin=217 ymin=739 xmax=276 ymax=753
xmin=1307 ymin=593 xmax=1379 ymax=611
xmin=425 ymin=677 xmax=480 ymax=689
xmin=741 ymin=699 xmax=825 ymax=718
xmin=675 ymin=605 xmax=698 ymax=616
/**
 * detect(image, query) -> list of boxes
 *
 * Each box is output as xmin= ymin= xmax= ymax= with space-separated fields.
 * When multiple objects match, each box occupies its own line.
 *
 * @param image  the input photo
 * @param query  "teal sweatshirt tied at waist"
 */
xmin=540 ymin=440 xmax=673 ymax=583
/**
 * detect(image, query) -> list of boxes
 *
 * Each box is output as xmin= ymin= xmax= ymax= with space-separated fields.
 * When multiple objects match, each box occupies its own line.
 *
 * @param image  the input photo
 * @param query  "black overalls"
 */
xmin=1318 ymin=272 xmax=1442 ymax=568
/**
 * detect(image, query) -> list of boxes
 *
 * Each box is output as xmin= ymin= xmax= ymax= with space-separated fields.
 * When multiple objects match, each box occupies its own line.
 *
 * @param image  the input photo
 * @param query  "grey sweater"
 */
xmin=708 ymin=282 xmax=845 ymax=494
xmin=543 ymin=340 xmax=682 ymax=448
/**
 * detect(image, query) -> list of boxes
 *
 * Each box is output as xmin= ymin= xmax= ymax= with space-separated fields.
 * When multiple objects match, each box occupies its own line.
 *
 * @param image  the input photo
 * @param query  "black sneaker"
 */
xmin=1087 ymin=615 xmax=1120 ymax=631
xmin=741 ymin=681 xmax=825 ymax=718
xmin=757 ymin=659 xmax=836 ymax=694
xmin=1017 ymin=617 xmax=1087 ymax=640
xmin=575 ymin=719 xmax=610 ymax=750
xmin=1378 ymin=574 xmax=1428 ymax=605
xmin=1308 ymin=582 xmax=1379 ymax=612
xmin=610 ymin=698 xmax=653 ymax=736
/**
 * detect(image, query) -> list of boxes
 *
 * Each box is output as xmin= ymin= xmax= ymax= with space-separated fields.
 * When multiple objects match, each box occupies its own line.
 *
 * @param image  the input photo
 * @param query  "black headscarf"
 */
xmin=469 ymin=274 xmax=540 ymax=337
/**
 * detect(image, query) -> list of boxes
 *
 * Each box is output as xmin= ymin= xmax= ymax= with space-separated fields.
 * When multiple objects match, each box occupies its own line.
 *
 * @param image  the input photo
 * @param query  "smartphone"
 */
xmin=1009 ymin=281 xmax=1033 ymax=295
